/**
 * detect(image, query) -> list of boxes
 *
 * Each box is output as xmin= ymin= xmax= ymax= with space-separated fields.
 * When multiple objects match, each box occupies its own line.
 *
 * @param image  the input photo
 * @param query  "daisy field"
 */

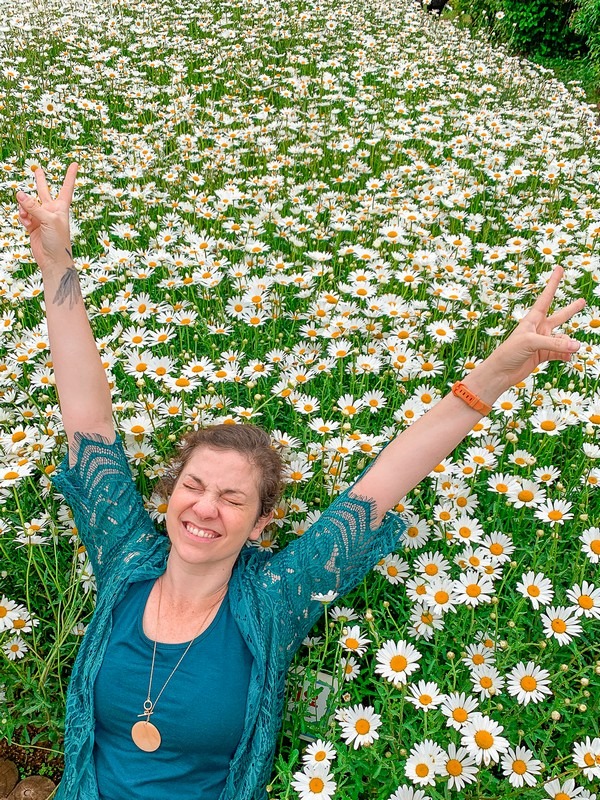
xmin=0 ymin=0 xmax=599 ymax=797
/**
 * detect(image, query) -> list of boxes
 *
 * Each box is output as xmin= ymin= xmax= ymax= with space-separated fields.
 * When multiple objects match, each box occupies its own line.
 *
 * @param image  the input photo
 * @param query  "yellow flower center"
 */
xmin=518 ymin=490 xmax=534 ymax=502
xmin=512 ymin=759 xmax=527 ymax=775
xmin=309 ymin=777 xmax=324 ymax=793
xmin=446 ymin=759 xmax=463 ymax=776
xmin=520 ymin=676 xmax=537 ymax=692
xmin=355 ymin=719 xmax=370 ymax=735
xmin=474 ymin=730 xmax=494 ymax=749
xmin=452 ymin=707 xmax=468 ymax=723
xmin=551 ymin=618 xmax=567 ymax=633
xmin=390 ymin=655 xmax=408 ymax=672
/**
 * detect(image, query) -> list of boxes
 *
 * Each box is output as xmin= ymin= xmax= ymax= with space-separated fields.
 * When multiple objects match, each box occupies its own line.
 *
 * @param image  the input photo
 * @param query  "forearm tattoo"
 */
xmin=53 ymin=249 xmax=81 ymax=309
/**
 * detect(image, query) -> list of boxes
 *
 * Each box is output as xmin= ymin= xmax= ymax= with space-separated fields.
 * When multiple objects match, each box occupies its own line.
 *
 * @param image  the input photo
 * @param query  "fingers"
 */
xmin=530 ymin=266 xmax=564 ymax=317
xmin=33 ymin=167 xmax=53 ymax=204
xmin=58 ymin=162 xmax=79 ymax=204
xmin=529 ymin=331 xmax=580 ymax=356
xmin=547 ymin=297 xmax=586 ymax=329
xmin=16 ymin=191 xmax=48 ymax=224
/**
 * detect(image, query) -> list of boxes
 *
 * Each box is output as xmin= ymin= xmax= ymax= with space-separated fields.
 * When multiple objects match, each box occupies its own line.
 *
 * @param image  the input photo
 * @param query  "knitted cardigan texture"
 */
xmin=51 ymin=434 xmax=406 ymax=800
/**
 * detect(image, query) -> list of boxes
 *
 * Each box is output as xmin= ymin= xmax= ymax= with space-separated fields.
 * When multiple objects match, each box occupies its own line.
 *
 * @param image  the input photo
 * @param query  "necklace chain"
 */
xmin=143 ymin=577 xmax=227 ymax=719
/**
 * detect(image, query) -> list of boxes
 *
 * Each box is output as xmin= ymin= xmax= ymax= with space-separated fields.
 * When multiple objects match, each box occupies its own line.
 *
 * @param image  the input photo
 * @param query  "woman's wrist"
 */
xmin=458 ymin=358 xmax=511 ymax=408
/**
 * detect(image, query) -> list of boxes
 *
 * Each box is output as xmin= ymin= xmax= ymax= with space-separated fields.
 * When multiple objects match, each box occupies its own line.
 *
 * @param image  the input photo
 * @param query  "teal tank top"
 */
xmin=94 ymin=579 xmax=253 ymax=799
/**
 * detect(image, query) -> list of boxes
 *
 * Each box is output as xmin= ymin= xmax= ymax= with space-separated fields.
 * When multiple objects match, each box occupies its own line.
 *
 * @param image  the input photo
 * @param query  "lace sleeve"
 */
xmin=51 ymin=432 xmax=160 ymax=587
xmin=255 ymin=487 xmax=406 ymax=659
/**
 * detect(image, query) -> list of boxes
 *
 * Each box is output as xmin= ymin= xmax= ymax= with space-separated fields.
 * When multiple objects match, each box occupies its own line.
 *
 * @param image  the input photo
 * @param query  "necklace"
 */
xmin=131 ymin=576 xmax=228 ymax=753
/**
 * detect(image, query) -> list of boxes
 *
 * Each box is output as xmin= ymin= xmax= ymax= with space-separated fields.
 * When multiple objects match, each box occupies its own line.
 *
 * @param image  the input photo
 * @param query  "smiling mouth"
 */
xmin=183 ymin=522 xmax=221 ymax=540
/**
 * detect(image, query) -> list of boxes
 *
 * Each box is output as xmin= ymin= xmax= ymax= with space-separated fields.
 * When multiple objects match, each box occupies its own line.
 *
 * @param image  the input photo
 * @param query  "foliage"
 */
xmin=0 ymin=0 xmax=600 ymax=798
xmin=571 ymin=0 xmax=600 ymax=74
xmin=497 ymin=0 xmax=584 ymax=58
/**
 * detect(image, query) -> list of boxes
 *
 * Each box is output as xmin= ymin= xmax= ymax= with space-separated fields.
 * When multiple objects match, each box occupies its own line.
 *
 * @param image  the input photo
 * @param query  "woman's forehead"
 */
xmin=182 ymin=446 xmax=260 ymax=492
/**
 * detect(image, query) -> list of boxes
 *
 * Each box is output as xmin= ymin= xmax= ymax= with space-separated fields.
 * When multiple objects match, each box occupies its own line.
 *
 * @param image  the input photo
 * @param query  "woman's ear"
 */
xmin=248 ymin=511 xmax=273 ymax=541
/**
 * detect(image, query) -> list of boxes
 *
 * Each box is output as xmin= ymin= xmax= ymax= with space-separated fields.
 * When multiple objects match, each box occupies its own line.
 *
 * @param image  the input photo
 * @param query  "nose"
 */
xmin=192 ymin=492 xmax=219 ymax=519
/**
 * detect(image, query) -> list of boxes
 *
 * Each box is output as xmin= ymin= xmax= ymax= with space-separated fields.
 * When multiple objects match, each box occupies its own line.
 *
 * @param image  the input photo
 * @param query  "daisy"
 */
xmin=374 ymin=554 xmax=410 ymax=585
xmin=387 ymin=786 xmax=431 ymax=800
xmin=374 ymin=640 xmax=422 ymax=685
xmin=507 ymin=479 xmax=547 ymax=508
xmin=470 ymin=664 xmax=504 ymax=699
xmin=516 ymin=571 xmax=555 ymax=609
xmin=408 ymin=605 xmax=445 ymax=640
xmin=533 ymin=465 xmax=561 ymax=485
xmin=329 ymin=606 xmax=359 ymax=624
xmin=0 ymin=596 xmax=22 ymax=633
xmin=454 ymin=545 xmax=494 ymax=573
xmin=2 ymin=636 xmax=28 ymax=661
xmin=535 ymin=499 xmax=574 ymax=525
xmin=404 ymin=739 xmax=445 ymax=787
xmin=339 ymin=625 xmax=370 ymax=656
xmin=442 ymin=743 xmax=478 ymax=791
xmin=336 ymin=703 xmax=382 ymax=749
xmin=501 ymin=745 xmax=543 ymax=787
xmin=487 ymin=472 xmax=518 ymax=496
xmin=541 ymin=605 xmax=583 ymax=645
xmin=413 ymin=551 xmax=451 ymax=579
xmin=567 ymin=581 xmax=600 ymax=618
xmin=445 ymin=515 xmax=485 ymax=545
xmin=494 ymin=389 xmax=523 ymax=416
xmin=440 ymin=691 xmax=479 ymax=730
xmin=339 ymin=656 xmax=361 ymax=682
xmin=291 ymin=763 xmax=336 ymax=800
xmin=506 ymin=661 xmax=552 ymax=705
xmin=572 ymin=737 xmax=600 ymax=780
xmin=454 ymin=571 xmax=495 ymax=607
xmin=461 ymin=712 xmax=510 ymax=765
xmin=406 ymin=680 xmax=444 ymax=713
xmin=544 ymin=777 xmax=587 ymax=800
xmin=530 ymin=406 xmax=570 ymax=435
xmin=424 ymin=577 xmax=459 ymax=615
xmin=362 ymin=390 xmax=387 ymax=412
xmin=480 ymin=531 xmax=515 ymax=563
xmin=580 ymin=527 xmax=600 ymax=564
xmin=302 ymin=740 xmax=337 ymax=768
xmin=403 ymin=514 xmax=431 ymax=549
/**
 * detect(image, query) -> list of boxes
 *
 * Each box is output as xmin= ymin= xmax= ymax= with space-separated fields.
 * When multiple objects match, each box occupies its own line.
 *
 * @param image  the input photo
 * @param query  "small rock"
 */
xmin=7 ymin=776 xmax=56 ymax=800
xmin=0 ymin=759 xmax=19 ymax=796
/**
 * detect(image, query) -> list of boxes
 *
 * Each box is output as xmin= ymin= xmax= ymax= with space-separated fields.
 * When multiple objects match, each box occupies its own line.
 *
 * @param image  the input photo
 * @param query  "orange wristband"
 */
xmin=451 ymin=381 xmax=492 ymax=416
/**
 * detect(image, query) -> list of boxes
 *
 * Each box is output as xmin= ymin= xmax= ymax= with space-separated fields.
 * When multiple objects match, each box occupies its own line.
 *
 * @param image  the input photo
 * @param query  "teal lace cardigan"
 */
xmin=51 ymin=434 xmax=406 ymax=800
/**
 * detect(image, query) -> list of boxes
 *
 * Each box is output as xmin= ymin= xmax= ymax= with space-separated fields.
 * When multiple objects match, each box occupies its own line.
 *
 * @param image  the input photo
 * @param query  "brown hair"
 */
xmin=157 ymin=424 xmax=284 ymax=519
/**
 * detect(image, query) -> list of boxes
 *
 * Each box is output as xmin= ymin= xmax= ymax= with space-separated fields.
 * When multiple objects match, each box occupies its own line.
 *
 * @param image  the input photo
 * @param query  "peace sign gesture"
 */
xmin=485 ymin=266 xmax=585 ymax=390
xmin=16 ymin=162 xmax=79 ymax=272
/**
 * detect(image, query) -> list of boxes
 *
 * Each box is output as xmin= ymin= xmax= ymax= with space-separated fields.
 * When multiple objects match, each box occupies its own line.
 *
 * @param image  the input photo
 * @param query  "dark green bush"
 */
xmin=498 ymin=0 xmax=585 ymax=58
xmin=571 ymin=0 xmax=600 ymax=72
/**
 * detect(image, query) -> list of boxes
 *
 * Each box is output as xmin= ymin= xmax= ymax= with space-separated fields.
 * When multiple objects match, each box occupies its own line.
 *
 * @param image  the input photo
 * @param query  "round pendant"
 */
xmin=131 ymin=720 xmax=161 ymax=752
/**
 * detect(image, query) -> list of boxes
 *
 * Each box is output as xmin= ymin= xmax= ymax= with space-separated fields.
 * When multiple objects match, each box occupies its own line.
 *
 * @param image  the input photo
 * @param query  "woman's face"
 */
xmin=165 ymin=446 xmax=271 ymax=576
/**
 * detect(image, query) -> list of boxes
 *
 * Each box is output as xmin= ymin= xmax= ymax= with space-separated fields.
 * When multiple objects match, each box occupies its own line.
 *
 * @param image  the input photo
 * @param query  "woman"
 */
xmin=16 ymin=164 xmax=585 ymax=800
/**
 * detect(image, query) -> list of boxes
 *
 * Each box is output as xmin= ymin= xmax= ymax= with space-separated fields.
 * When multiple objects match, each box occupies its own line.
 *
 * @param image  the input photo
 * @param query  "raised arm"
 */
xmin=17 ymin=164 xmax=114 ymax=462
xmin=353 ymin=267 xmax=586 ymax=526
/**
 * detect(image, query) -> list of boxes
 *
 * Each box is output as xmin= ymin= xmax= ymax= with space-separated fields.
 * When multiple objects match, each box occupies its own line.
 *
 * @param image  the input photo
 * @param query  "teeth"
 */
xmin=185 ymin=522 xmax=219 ymax=539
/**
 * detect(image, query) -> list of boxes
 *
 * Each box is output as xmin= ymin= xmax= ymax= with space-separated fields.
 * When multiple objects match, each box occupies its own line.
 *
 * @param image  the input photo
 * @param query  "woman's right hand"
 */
xmin=16 ymin=162 xmax=79 ymax=271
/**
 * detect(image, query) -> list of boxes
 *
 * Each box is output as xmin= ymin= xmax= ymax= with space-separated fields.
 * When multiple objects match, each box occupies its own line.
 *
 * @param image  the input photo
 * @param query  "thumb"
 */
xmin=16 ymin=192 xmax=48 ymax=222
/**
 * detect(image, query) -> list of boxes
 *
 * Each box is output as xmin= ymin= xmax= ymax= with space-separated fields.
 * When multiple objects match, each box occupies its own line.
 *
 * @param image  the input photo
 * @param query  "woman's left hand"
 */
xmin=482 ymin=266 xmax=585 ymax=392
